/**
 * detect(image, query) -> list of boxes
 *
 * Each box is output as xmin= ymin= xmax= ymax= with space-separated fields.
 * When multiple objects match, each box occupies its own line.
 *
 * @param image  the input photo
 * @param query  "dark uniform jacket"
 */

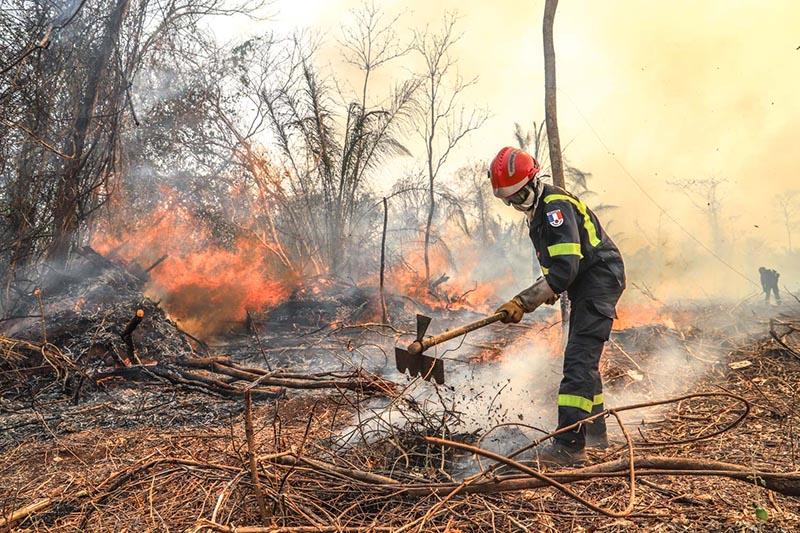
xmin=760 ymin=268 xmax=779 ymax=290
xmin=529 ymin=183 xmax=625 ymax=301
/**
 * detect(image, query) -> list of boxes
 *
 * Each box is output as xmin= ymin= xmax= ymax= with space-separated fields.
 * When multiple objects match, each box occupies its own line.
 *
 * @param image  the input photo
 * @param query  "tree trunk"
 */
xmin=424 ymin=178 xmax=434 ymax=285
xmin=47 ymin=0 xmax=132 ymax=266
xmin=423 ymin=88 xmax=436 ymax=285
xmin=543 ymin=0 xmax=570 ymax=338
xmin=380 ymin=197 xmax=389 ymax=323
xmin=543 ymin=0 xmax=564 ymax=189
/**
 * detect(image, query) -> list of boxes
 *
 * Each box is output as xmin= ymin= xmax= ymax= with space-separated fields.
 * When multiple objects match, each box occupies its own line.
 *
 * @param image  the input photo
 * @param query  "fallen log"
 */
xmin=176 ymin=357 xmax=397 ymax=394
xmin=407 ymin=462 xmax=800 ymax=497
xmin=92 ymin=363 xmax=283 ymax=399
xmin=91 ymin=357 xmax=396 ymax=399
xmin=258 ymin=448 xmax=800 ymax=498
xmin=418 ymin=436 xmax=800 ymax=498
xmin=0 ymin=498 xmax=55 ymax=533
xmin=260 ymin=445 xmax=783 ymax=499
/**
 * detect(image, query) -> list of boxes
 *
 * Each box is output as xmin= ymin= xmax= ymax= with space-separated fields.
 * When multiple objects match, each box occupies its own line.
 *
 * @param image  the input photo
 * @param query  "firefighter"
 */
xmin=489 ymin=147 xmax=626 ymax=466
xmin=759 ymin=267 xmax=781 ymax=304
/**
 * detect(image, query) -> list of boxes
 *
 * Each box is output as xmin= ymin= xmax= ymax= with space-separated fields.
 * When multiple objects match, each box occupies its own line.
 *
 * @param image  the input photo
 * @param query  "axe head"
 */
xmin=394 ymin=347 xmax=445 ymax=384
xmin=415 ymin=314 xmax=432 ymax=342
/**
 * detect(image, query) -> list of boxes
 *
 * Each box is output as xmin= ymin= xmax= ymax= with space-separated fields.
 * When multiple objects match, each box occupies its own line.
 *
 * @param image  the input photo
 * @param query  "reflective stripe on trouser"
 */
xmin=586 ymin=389 xmax=606 ymax=438
xmin=555 ymin=292 xmax=621 ymax=447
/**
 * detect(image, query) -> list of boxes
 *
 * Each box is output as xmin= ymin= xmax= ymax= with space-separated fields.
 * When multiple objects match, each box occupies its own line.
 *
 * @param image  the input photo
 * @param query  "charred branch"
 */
xmin=422 ymin=438 xmax=800 ymax=498
xmin=143 ymin=254 xmax=168 ymax=274
xmin=88 ymin=357 xmax=396 ymax=400
xmin=120 ymin=308 xmax=144 ymax=362
xmin=120 ymin=309 xmax=144 ymax=340
xmin=177 ymin=357 xmax=397 ymax=394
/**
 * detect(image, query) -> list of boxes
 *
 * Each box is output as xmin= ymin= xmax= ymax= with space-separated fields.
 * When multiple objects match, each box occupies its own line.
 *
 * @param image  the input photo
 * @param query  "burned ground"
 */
xmin=1 ymin=256 xmax=799 ymax=532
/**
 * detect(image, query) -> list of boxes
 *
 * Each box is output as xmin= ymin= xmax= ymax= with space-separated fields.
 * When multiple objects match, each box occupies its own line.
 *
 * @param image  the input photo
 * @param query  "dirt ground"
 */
xmin=1 ymin=295 xmax=799 ymax=532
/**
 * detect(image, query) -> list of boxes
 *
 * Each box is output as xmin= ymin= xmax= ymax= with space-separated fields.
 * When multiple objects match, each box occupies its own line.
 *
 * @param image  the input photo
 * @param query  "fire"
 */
xmin=145 ymin=238 xmax=294 ymax=335
xmin=91 ymin=187 xmax=297 ymax=337
xmin=613 ymin=302 xmax=679 ymax=330
xmin=383 ymin=238 xmax=514 ymax=315
xmin=73 ymin=298 xmax=87 ymax=312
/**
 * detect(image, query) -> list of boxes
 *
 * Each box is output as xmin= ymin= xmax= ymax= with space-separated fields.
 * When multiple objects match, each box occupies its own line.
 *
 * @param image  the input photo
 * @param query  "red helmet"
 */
xmin=489 ymin=147 xmax=540 ymax=198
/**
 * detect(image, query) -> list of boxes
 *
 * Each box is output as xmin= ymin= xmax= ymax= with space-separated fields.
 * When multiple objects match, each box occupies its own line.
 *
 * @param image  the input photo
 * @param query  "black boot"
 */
xmin=585 ymin=416 xmax=609 ymax=448
xmin=585 ymin=428 xmax=610 ymax=449
xmin=585 ymin=406 xmax=609 ymax=448
xmin=531 ymin=439 xmax=587 ymax=466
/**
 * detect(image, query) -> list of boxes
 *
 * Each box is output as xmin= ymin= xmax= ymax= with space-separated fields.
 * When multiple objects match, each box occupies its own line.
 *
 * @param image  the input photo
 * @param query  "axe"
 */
xmin=394 ymin=311 xmax=507 ymax=384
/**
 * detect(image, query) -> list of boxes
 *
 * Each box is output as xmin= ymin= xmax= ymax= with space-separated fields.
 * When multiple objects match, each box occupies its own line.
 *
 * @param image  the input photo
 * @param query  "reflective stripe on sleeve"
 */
xmin=558 ymin=394 xmax=593 ymax=413
xmin=544 ymin=194 xmax=601 ymax=247
xmin=548 ymin=242 xmax=583 ymax=258
xmin=541 ymin=266 xmax=549 ymax=275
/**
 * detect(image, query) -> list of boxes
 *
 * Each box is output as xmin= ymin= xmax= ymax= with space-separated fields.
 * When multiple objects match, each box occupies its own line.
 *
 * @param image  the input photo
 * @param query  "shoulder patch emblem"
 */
xmin=547 ymin=209 xmax=564 ymax=227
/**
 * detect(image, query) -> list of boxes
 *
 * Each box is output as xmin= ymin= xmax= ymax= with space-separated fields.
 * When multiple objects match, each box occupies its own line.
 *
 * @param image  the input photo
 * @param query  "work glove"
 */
xmin=545 ymin=293 xmax=561 ymax=306
xmin=496 ymin=298 xmax=524 ymax=324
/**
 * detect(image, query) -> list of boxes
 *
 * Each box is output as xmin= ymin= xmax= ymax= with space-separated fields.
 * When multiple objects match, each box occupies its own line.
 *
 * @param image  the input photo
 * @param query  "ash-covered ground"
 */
xmin=1 ymin=254 xmax=799 ymax=531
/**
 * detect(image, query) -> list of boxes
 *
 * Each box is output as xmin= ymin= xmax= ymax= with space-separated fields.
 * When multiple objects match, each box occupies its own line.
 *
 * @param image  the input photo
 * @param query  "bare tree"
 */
xmin=414 ymin=13 xmax=486 ymax=285
xmin=668 ymin=177 xmax=728 ymax=256
xmin=456 ymin=162 xmax=496 ymax=247
xmin=0 ymin=0 xmax=265 ymax=314
xmin=777 ymin=190 xmax=799 ymax=254
xmin=514 ymin=121 xmax=548 ymax=166
xmin=339 ymin=3 xmax=411 ymax=109
xmin=243 ymin=5 xmax=417 ymax=277
xmin=543 ymin=0 xmax=564 ymax=189
xmin=46 ymin=0 xmax=133 ymax=266
xmin=542 ymin=0 xmax=571 ymax=334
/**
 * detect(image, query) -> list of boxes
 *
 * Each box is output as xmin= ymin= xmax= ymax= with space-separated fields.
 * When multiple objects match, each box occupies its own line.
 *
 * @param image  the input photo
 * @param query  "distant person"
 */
xmin=759 ymin=267 xmax=781 ymax=304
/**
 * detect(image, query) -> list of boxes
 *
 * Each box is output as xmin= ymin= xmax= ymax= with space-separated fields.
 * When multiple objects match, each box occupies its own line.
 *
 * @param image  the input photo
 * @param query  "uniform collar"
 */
xmin=526 ymin=180 xmax=547 ymax=224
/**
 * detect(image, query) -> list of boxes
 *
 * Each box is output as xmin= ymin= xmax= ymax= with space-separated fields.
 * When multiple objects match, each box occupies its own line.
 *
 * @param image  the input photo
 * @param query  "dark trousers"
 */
xmin=554 ymin=290 xmax=622 ymax=448
xmin=764 ymin=284 xmax=781 ymax=302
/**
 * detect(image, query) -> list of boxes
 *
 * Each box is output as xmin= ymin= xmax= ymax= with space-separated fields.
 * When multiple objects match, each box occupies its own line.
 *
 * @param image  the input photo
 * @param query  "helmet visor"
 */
xmin=502 ymin=184 xmax=532 ymax=206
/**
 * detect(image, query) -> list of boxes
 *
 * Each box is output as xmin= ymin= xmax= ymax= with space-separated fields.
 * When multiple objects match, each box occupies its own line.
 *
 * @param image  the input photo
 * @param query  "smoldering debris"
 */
xmin=2 ymin=255 xmax=800 ymax=530
xmin=0 ymin=248 xmax=396 ymax=446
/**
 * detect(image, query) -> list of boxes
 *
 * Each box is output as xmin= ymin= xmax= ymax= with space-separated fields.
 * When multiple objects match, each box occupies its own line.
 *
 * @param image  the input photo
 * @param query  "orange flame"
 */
xmin=73 ymin=298 xmax=87 ymax=312
xmin=613 ymin=302 xmax=681 ymax=330
xmin=381 ymin=239 xmax=514 ymax=315
xmin=91 ymin=188 xmax=297 ymax=337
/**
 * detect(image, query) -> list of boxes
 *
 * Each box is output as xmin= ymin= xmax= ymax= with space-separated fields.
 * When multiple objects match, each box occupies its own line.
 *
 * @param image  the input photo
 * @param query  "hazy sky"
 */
xmin=218 ymin=0 xmax=800 ymax=294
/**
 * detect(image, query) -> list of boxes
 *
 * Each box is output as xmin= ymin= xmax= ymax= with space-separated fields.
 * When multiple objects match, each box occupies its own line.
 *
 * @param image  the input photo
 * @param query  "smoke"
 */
xmin=330 ymin=318 xmax=564 ymax=463
xmin=608 ymin=332 xmax=722 ymax=437
xmin=93 ymin=1 xmax=800 ymax=334
xmin=445 ymin=325 xmax=561 ymax=434
xmin=224 ymin=1 xmax=798 ymax=469
xmin=523 ymin=0 xmax=800 ymax=301
xmin=265 ymin=0 xmax=800 ymax=303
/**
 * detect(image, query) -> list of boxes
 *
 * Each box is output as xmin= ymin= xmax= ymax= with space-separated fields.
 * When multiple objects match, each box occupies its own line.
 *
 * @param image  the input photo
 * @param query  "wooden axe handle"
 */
xmin=407 ymin=311 xmax=507 ymax=355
